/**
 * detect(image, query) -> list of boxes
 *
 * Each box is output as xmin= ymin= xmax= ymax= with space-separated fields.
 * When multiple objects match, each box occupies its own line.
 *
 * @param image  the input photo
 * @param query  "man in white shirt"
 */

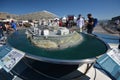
xmin=76 ymin=14 xmax=84 ymax=32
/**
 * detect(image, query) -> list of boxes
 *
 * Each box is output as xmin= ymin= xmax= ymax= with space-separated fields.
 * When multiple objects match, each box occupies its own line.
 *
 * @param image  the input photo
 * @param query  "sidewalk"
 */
xmin=94 ymin=25 xmax=119 ymax=36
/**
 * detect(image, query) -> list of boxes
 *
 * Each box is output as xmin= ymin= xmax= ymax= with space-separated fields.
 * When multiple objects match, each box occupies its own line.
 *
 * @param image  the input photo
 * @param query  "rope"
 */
xmin=93 ymin=67 xmax=97 ymax=80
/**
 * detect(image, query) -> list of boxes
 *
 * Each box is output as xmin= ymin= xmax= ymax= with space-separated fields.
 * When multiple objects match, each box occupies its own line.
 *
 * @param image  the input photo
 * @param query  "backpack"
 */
xmin=93 ymin=18 xmax=98 ymax=27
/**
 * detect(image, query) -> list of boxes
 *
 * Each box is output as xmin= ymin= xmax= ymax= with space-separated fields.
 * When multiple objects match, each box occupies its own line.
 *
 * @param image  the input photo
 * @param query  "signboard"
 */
xmin=0 ymin=45 xmax=25 ymax=72
xmin=107 ymin=48 xmax=120 ymax=66
xmin=94 ymin=48 xmax=120 ymax=80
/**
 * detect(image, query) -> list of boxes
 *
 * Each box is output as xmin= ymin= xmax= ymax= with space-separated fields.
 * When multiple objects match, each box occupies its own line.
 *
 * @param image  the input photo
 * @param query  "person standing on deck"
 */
xmin=86 ymin=13 xmax=94 ymax=34
xmin=76 ymin=14 xmax=84 ymax=32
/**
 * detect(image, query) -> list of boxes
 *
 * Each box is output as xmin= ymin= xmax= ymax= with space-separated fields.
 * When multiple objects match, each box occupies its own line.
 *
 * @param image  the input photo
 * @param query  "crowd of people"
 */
xmin=57 ymin=13 xmax=98 ymax=34
xmin=76 ymin=13 xmax=97 ymax=34
xmin=0 ymin=20 xmax=17 ymax=38
xmin=0 ymin=13 xmax=98 ymax=38
xmin=27 ymin=13 xmax=98 ymax=35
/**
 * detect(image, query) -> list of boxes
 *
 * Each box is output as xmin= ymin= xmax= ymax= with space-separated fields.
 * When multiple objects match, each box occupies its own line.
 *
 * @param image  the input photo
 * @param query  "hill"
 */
xmin=0 ymin=10 xmax=58 ymax=20
xmin=18 ymin=10 xmax=58 ymax=20
xmin=0 ymin=12 xmax=17 ymax=19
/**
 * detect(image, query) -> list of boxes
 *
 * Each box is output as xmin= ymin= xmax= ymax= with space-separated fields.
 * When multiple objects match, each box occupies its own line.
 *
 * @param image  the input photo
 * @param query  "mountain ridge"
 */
xmin=0 ymin=10 xmax=58 ymax=20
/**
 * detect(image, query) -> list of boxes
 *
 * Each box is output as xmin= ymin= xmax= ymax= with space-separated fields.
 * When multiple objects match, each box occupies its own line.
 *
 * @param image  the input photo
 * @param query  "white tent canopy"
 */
xmin=62 ymin=16 xmax=66 ymax=20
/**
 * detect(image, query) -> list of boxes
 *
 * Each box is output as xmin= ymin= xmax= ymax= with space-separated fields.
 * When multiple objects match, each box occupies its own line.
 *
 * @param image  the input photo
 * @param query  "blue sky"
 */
xmin=0 ymin=0 xmax=120 ymax=20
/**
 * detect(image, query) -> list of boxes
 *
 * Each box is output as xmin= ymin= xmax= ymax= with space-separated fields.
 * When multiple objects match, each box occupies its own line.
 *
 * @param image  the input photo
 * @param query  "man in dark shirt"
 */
xmin=87 ymin=13 xmax=94 ymax=34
